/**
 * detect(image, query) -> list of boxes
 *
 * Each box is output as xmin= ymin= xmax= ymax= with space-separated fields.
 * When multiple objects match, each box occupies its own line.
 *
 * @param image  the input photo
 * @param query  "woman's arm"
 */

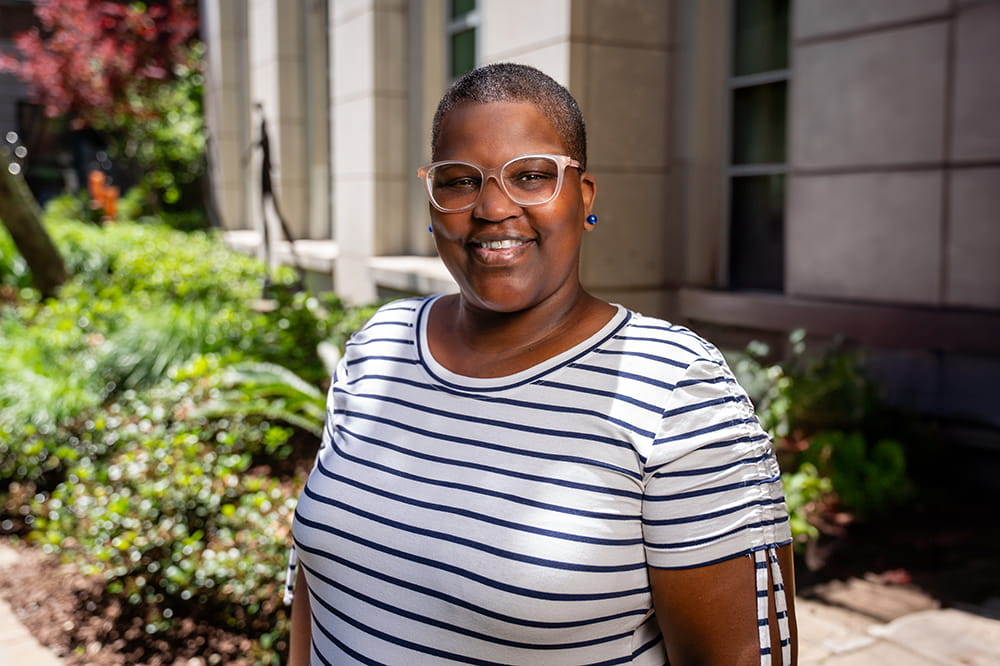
xmin=648 ymin=543 xmax=797 ymax=665
xmin=287 ymin=567 xmax=312 ymax=666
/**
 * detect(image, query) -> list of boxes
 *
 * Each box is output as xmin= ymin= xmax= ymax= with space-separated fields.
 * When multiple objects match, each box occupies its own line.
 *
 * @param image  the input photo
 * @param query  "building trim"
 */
xmin=677 ymin=287 xmax=1000 ymax=356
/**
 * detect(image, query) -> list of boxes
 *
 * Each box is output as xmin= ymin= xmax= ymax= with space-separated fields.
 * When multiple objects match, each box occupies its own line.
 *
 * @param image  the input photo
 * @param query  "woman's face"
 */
xmin=429 ymin=101 xmax=596 ymax=315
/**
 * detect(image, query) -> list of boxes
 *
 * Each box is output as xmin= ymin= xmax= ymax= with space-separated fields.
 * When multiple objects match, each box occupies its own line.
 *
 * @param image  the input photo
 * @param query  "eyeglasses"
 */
xmin=416 ymin=154 xmax=582 ymax=213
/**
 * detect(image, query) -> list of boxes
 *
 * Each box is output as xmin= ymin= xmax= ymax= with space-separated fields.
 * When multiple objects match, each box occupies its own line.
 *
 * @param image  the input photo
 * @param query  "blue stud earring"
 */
xmin=586 ymin=214 xmax=598 ymax=226
xmin=428 ymin=225 xmax=433 ymax=233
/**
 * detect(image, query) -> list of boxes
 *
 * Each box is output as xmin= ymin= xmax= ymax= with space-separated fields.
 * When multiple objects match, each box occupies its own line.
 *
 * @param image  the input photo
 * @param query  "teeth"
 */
xmin=477 ymin=239 xmax=523 ymax=249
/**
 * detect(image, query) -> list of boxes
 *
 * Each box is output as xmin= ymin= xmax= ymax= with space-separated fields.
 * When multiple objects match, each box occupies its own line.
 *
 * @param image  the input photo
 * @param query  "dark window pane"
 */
xmin=729 ymin=174 xmax=784 ymax=291
xmin=451 ymin=0 xmax=476 ymax=19
xmin=731 ymin=80 xmax=787 ymax=164
xmin=732 ymin=0 xmax=789 ymax=76
xmin=450 ymin=28 xmax=476 ymax=78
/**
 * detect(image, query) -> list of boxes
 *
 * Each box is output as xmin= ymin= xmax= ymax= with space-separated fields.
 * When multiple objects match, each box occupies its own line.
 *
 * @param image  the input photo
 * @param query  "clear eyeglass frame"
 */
xmin=416 ymin=153 xmax=582 ymax=213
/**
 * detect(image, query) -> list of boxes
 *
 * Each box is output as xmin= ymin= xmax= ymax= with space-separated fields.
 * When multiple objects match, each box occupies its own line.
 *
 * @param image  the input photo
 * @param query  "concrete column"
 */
xmin=200 ymin=0 xmax=252 ymax=231
xmin=331 ymin=0 xmax=409 ymax=304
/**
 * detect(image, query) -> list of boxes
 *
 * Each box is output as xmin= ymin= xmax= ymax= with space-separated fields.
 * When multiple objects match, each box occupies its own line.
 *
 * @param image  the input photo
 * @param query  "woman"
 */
xmin=287 ymin=63 xmax=796 ymax=665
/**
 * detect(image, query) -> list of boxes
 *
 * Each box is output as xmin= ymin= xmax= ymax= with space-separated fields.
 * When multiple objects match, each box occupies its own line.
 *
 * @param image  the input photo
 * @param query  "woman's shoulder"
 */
xmin=335 ymin=296 xmax=432 ymax=368
xmin=355 ymin=295 xmax=432 ymax=332
xmin=618 ymin=308 xmax=727 ymax=368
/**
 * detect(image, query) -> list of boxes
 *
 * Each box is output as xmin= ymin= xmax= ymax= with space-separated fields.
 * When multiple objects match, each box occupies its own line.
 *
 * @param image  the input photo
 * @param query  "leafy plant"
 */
xmin=191 ymin=361 xmax=327 ymax=438
xmin=728 ymin=330 xmax=912 ymax=545
xmin=0 ymin=209 xmax=386 ymax=662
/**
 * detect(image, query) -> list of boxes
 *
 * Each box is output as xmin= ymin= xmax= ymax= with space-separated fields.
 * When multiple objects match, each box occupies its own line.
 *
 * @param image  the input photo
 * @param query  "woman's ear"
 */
xmin=580 ymin=172 xmax=597 ymax=230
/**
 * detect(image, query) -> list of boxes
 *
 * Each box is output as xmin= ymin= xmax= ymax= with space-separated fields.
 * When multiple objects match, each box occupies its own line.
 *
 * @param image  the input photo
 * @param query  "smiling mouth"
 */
xmin=472 ymin=239 xmax=528 ymax=249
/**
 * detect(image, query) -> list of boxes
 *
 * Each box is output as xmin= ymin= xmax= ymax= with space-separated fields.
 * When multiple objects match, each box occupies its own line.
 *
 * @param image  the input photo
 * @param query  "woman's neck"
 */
xmin=427 ymin=291 xmax=616 ymax=378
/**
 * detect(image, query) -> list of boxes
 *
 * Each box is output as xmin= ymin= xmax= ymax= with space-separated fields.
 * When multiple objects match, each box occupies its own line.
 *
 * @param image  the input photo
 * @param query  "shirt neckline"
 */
xmin=415 ymin=295 xmax=631 ymax=392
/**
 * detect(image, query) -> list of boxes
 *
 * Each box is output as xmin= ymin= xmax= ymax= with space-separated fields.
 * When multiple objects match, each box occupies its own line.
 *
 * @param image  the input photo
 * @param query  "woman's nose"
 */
xmin=473 ymin=175 xmax=520 ymax=221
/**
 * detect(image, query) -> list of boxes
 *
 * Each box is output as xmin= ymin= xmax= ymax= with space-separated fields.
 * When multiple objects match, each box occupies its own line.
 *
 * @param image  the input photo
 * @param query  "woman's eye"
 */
xmin=513 ymin=171 xmax=553 ymax=183
xmin=443 ymin=177 xmax=479 ymax=189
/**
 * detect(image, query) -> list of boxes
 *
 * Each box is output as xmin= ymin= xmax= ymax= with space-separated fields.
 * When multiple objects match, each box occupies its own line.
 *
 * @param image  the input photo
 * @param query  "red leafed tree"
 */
xmin=0 ymin=0 xmax=199 ymax=129
xmin=0 ymin=0 xmax=201 ymax=296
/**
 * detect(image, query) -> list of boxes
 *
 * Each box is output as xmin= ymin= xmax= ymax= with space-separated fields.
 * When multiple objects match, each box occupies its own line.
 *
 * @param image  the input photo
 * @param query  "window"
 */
xmin=447 ymin=0 xmax=479 ymax=80
xmin=726 ymin=0 xmax=789 ymax=292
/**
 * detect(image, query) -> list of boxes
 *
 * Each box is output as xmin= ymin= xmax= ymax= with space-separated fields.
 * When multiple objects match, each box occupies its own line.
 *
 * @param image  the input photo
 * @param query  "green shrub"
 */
xmin=728 ymin=330 xmax=912 ymax=545
xmin=32 ymin=419 xmax=296 ymax=644
xmin=798 ymin=431 xmax=909 ymax=518
xmin=0 ymin=211 xmax=385 ymax=661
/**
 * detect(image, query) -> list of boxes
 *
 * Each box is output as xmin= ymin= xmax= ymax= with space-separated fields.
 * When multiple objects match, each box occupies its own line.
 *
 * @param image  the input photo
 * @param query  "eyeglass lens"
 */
xmin=427 ymin=156 xmax=563 ymax=211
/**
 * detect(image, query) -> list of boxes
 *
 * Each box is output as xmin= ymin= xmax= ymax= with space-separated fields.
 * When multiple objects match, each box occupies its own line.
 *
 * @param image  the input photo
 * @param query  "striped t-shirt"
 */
xmin=289 ymin=296 xmax=792 ymax=665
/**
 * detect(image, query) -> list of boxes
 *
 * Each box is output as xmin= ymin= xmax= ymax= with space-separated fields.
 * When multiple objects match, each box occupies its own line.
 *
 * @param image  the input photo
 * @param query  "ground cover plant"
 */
xmin=0 ymin=201 xmax=377 ymax=663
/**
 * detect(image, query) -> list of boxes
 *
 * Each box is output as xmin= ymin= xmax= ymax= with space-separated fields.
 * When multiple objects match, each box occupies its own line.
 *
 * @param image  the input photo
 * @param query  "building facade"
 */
xmin=203 ymin=0 xmax=1000 ymax=475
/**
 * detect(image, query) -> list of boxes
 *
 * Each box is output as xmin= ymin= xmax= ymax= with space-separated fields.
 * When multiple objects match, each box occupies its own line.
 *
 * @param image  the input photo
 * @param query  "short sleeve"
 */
xmin=643 ymin=353 xmax=791 ymax=569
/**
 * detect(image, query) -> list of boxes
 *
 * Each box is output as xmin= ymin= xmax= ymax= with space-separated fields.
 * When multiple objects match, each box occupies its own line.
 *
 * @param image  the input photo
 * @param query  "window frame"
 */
xmin=446 ymin=0 xmax=480 ymax=82
xmin=722 ymin=0 xmax=791 ymax=293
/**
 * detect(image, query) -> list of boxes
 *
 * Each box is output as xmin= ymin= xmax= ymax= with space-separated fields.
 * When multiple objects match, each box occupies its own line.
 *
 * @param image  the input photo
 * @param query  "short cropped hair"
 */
xmin=431 ymin=63 xmax=588 ymax=170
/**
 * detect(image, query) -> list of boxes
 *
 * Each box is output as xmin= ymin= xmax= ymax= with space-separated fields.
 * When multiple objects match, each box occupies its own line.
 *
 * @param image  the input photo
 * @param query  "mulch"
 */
xmin=0 ymin=542 xmax=264 ymax=665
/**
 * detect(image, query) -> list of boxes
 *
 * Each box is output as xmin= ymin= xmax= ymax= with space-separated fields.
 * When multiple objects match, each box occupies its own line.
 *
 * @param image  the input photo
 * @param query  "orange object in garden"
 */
xmin=87 ymin=169 xmax=105 ymax=204
xmin=104 ymin=185 xmax=119 ymax=220
xmin=87 ymin=169 xmax=119 ymax=222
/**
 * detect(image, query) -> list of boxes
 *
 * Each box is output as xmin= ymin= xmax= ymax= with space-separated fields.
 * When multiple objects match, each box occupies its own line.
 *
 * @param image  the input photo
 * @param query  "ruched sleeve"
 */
xmin=642 ymin=353 xmax=791 ymax=568
xmin=642 ymin=352 xmax=794 ymax=663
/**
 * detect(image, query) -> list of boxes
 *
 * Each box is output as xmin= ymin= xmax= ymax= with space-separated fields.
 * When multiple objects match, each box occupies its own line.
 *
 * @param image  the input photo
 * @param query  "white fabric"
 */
xmin=289 ymin=296 xmax=792 ymax=664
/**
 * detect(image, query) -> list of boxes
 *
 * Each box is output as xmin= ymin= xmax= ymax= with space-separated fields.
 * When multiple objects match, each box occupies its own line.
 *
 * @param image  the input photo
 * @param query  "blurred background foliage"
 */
xmin=0 ymin=0 xmax=210 ymax=224
xmin=1 ymin=199 xmax=378 ymax=662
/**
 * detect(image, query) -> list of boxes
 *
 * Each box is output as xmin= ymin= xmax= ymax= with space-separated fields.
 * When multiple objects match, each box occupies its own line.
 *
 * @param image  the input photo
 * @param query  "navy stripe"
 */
xmin=645 ymin=516 xmax=791 ymax=550
xmin=647 ymin=539 xmax=793 ymax=570
xmin=651 ymin=452 xmax=774 ymax=479
xmin=341 ymin=372 xmax=434 ymax=391
xmin=653 ymin=417 xmax=757 ymax=445
xmin=362 ymin=318 xmax=414 ymax=329
xmin=534 ymin=379 xmax=662 ymax=414
xmin=295 ymin=540 xmax=647 ymax=629
xmin=344 ymin=373 xmax=655 ymax=439
xmin=642 ymin=498 xmax=784 ymax=527
xmin=308 ymin=580 xmax=513 ymax=665
xmin=338 ymin=423 xmax=643 ymax=500
xmin=645 ymin=473 xmax=784 ymax=502
xmin=345 ymin=355 xmax=420 ymax=367
xmin=301 ymin=484 xmax=647 ymax=573
xmin=460 ymin=394 xmax=655 ymax=439
xmin=346 ymin=336 xmax=414 ymax=348
xmin=675 ymin=374 xmax=730 ymax=388
xmin=331 ymin=427 xmax=641 ymax=520
xmin=294 ymin=514 xmax=649 ymax=601
xmin=311 ymin=624 xmax=374 ymax=666
xmin=660 ymin=395 xmax=742 ymax=420
xmin=593 ymin=348 xmax=688 ymax=369
xmin=630 ymin=633 xmax=665 ymax=662
xmin=340 ymin=389 xmax=638 ymax=452
xmin=302 ymin=560 xmax=634 ymax=652
xmin=314 ymin=455 xmax=643 ymax=546
xmin=375 ymin=301 xmax=420 ymax=312
xmin=338 ymin=405 xmax=643 ymax=481
xmin=567 ymin=362 xmax=677 ymax=391
xmin=644 ymin=432 xmax=771 ymax=469
xmin=611 ymin=333 xmax=702 ymax=358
